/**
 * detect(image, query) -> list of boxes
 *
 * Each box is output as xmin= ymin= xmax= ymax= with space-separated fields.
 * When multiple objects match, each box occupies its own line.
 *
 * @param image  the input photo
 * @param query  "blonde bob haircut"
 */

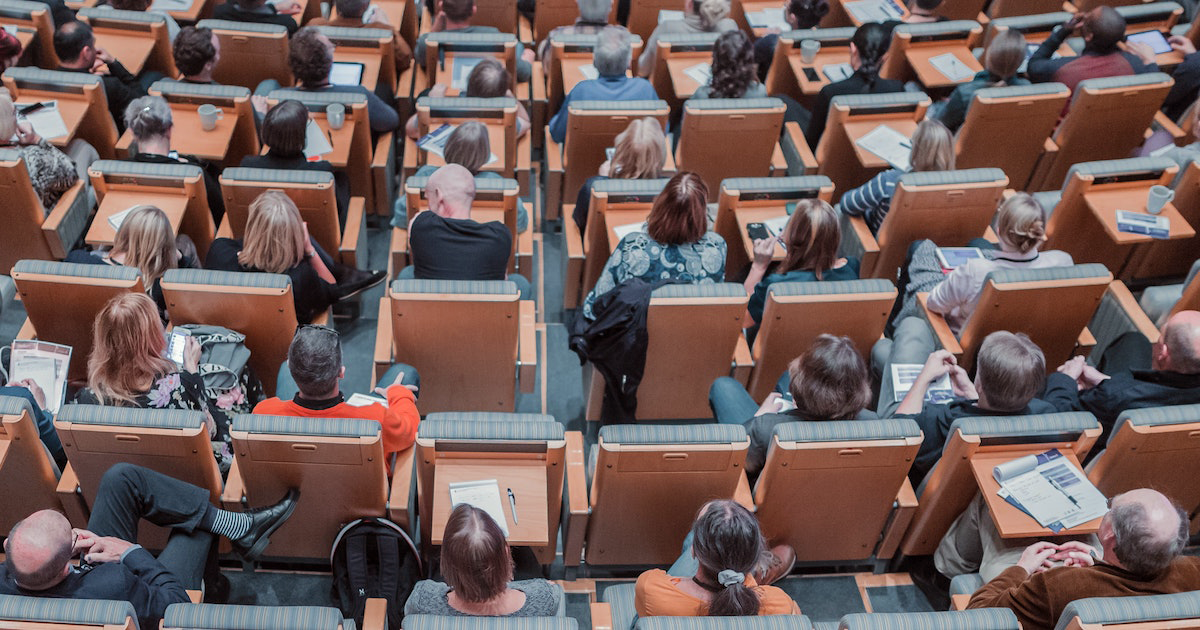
xmin=238 ymin=190 xmax=306 ymax=273
xmin=87 ymin=292 xmax=175 ymax=405
xmin=909 ymin=119 xmax=955 ymax=173
xmin=611 ymin=117 xmax=665 ymax=180
xmin=112 ymin=205 xmax=177 ymax=289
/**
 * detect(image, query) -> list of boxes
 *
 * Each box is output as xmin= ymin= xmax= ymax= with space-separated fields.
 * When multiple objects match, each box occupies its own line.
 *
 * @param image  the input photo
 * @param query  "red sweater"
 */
xmin=252 ymin=386 xmax=419 ymax=474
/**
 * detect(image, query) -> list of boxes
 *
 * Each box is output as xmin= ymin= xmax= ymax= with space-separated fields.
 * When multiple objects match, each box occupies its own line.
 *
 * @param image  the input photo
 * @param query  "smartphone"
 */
xmin=746 ymin=222 xmax=771 ymax=241
xmin=166 ymin=329 xmax=190 ymax=367
xmin=802 ymin=67 xmax=820 ymax=82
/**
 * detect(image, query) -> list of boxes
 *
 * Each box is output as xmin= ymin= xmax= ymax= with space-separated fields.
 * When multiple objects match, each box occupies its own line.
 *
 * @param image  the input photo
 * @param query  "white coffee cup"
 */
xmin=326 ymin=103 xmax=346 ymax=130
xmin=197 ymin=104 xmax=222 ymax=131
xmin=800 ymin=39 xmax=820 ymax=64
xmin=1147 ymin=184 xmax=1174 ymax=215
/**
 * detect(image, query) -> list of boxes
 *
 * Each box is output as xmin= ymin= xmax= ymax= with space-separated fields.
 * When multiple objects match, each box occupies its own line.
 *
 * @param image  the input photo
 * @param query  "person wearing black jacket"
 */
xmin=804 ymin=21 xmax=904 ymax=149
xmin=54 ymin=22 xmax=147 ymax=134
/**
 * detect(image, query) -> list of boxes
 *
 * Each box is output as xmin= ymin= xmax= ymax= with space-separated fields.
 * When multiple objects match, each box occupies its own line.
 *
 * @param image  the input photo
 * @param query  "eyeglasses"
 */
xmin=296 ymin=324 xmax=339 ymax=338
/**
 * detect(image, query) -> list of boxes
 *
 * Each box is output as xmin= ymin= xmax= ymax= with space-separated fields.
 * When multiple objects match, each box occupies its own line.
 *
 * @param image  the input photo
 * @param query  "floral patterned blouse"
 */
xmin=582 ymin=231 xmax=727 ymax=320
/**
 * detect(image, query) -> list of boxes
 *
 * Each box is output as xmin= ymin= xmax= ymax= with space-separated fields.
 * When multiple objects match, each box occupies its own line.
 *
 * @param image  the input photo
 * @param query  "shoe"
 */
xmin=752 ymin=544 xmax=796 ymax=586
xmin=229 ymin=488 xmax=300 ymax=562
xmin=333 ymin=268 xmax=386 ymax=301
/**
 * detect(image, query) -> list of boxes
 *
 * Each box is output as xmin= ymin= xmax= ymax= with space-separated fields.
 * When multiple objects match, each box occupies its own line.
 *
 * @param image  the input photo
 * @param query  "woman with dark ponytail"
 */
xmin=635 ymin=500 xmax=800 ymax=617
xmin=803 ymin=21 xmax=904 ymax=149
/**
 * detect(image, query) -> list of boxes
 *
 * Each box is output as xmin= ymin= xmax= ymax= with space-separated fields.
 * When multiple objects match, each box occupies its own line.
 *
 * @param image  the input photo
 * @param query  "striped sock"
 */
xmin=202 ymin=505 xmax=252 ymax=539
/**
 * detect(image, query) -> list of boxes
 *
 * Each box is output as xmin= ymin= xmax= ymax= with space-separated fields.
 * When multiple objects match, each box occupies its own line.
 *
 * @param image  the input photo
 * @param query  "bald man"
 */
xmin=1045 ymin=310 xmax=1200 ymax=443
xmin=967 ymin=489 xmax=1199 ymax=630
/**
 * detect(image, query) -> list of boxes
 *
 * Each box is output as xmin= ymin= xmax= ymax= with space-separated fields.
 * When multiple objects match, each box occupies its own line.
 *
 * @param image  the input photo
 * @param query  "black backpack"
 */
xmin=330 ymin=517 xmax=422 ymax=628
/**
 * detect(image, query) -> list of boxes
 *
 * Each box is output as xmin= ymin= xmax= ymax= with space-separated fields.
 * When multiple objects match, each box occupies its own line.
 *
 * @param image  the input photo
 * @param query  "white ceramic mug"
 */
xmin=326 ymin=103 xmax=346 ymax=130
xmin=800 ymin=39 xmax=820 ymax=64
xmin=1147 ymin=184 xmax=1174 ymax=215
xmin=197 ymin=104 xmax=222 ymax=131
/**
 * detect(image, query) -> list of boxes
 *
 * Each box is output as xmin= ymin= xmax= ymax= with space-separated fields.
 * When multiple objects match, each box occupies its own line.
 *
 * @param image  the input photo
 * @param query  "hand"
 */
xmin=89 ymin=57 xmax=111 ymax=76
xmin=1051 ymin=541 xmax=1098 ymax=568
xmin=597 ymin=159 xmax=612 ymax=177
xmin=428 ymin=83 xmax=449 ymax=98
xmin=1126 ymin=40 xmax=1157 ymax=65
xmin=182 ymin=336 xmax=201 ymax=373
xmin=1077 ymin=364 xmax=1109 ymax=389
xmin=1017 ymin=541 xmax=1061 ymax=574
xmin=376 ymin=369 xmax=419 ymax=395
xmin=93 ymin=47 xmax=114 ymax=64
xmin=753 ymin=392 xmax=783 ymax=417
xmin=750 ymin=238 xmax=776 ymax=267
xmin=8 ymin=378 xmax=46 ymax=408
xmin=271 ymin=0 xmax=302 ymax=14
xmin=946 ymin=363 xmax=977 ymax=399
xmin=521 ymin=48 xmax=536 ymax=63
xmin=301 ymin=222 xmax=317 ymax=258
xmin=1169 ymin=35 xmax=1197 ymax=55
xmin=83 ymin=536 xmax=135 ymax=564
xmin=1056 ymin=355 xmax=1086 ymax=381
xmin=1063 ymin=13 xmax=1084 ymax=32
xmin=250 ymin=94 xmax=269 ymax=116
xmin=15 ymin=120 xmax=39 ymax=145
xmin=71 ymin=528 xmax=97 ymax=557
xmin=918 ymin=349 xmax=957 ymax=382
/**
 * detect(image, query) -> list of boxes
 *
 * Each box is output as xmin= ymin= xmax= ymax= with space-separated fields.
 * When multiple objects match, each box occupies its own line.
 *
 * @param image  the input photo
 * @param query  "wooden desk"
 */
xmin=2 ymin=26 xmax=35 ymax=57
xmin=86 ymin=190 xmax=187 ymax=246
xmin=789 ymin=51 xmax=854 ymax=96
xmin=310 ymin=116 xmax=356 ymax=168
xmin=736 ymin=206 xmax=789 ymax=262
xmin=906 ymin=46 xmax=983 ymax=89
xmin=92 ymin=30 xmax=156 ymax=76
xmin=333 ymin=49 xmax=382 ymax=93
xmin=741 ymin=0 xmax=788 ymax=37
xmin=1084 ymin=188 xmax=1196 ymax=245
xmin=149 ymin=0 xmax=204 ymax=23
xmin=604 ymin=209 xmax=653 ymax=253
xmin=430 ymin=460 xmax=550 ymax=546
xmin=16 ymin=98 xmax=85 ymax=147
xmin=115 ymin=106 xmax=239 ymax=162
xmin=665 ymin=56 xmax=710 ymax=100
xmin=970 ymin=449 xmax=1102 ymax=539
xmin=419 ymin=122 xmax=522 ymax=176
xmin=845 ymin=0 xmax=910 ymax=26
xmin=843 ymin=119 xmax=918 ymax=169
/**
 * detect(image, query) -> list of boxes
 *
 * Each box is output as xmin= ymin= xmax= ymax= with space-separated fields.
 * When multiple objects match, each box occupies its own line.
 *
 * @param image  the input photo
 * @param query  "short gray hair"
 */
xmin=1111 ymin=501 xmax=1189 ymax=577
xmin=125 ymin=95 xmax=173 ymax=140
xmin=593 ymin=26 xmax=631 ymax=77
xmin=576 ymin=0 xmax=611 ymax=22
xmin=287 ymin=325 xmax=342 ymax=396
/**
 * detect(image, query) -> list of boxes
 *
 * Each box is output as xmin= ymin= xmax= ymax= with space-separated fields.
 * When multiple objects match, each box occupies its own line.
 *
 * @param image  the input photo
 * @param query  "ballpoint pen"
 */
xmin=507 ymin=488 xmax=518 ymax=524
xmin=1048 ymin=476 xmax=1081 ymax=509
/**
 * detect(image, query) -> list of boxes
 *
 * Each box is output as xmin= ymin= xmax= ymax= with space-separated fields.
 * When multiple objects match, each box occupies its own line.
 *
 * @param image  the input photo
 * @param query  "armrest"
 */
xmin=389 ymin=227 xmax=408 ymax=277
xmin=373 ymin=295 xmax=393 ymax=368
xmin=115 ymin=129 xmax=133 ymax=156
xmin=1152 ymin=111 xmax=1187 ymax=146
xmin=839 ymin=212 xmax=878 ymax=277
xmin=951 ymin=594 xmax=971 ymax=611
xmin=564 ymin=214 xmax=584 ymax=309
xmin=917 ymin=292 xmax=964 ymax=356
xmin=731 ymin=333 xmax=753 ymax=386
xmin=530 ymin=60 xmax=546 ymax=102
xmin=42 ymin=180 xmax=89 ymax=259
xmin=372 ymin=131 xmax=396 ymax=216
xmin=16 ymin=317 xmax=35 ymax=340
xmin=733 ymin=470 xmax=755 ymax=512
xmin=387 ymin=446 xmax=416 ymax=531
xmin=1103 ymin=280 xmax=1161 ymax=342
xmin=361 ymin=598 xmax=388 ymax=630
xmin=518 ymin=299 xmax=537 ymax=393
xmin=876 ymin=477 xmax=918 ymax=559
xmin=545 ymin=127 xmax=564 ymax=219
xmin=562 ymin=430 xmax=589 ymax=567
xmin=770 ymin=139 xmax=787 ymax=176
xmin=339 ymin=196 xmax=368 ymax=269
xmin=187 ymin=590 xmax=202 ymax=603
xmin=545 ymin=127 xmax=563 ymax=174
xmin=1075 ymin=326 xmax=1096 ymax=356
xmin=591 ymin=602 xmax=613 ymax=630
xmin=1086 ymin=280 xmax=1161 ymax=365
xmin=55 ymin=463 xmax=89 ymax=526
xmin=220 ymin=457 xmax=246 ymax=509
xmin=782 ymin=121 xmax=818 ymax=175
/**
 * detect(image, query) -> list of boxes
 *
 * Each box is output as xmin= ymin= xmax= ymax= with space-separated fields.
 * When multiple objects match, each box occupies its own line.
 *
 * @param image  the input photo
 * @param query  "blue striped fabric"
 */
xmin=600 ymin=424 xmax=747 ymax=445
xmin=0 ymin=394 xmax=34 ymax=417
xmin=57 ymin=404 xmax=205 ymax=429
xmin=425 ymin=412 xmax=556 ymax=424
xmin=773 ymin=418 xmax=921 ymax=443
xmin=162 ymin=268 xmax=291 ymax=290
xmin=90 ymin=159 xmax=202 ymax=179
xmin=949 ymin=574 xmax=984 ymax=597
xmin=267 ymin=89 xmax=368 ymax=108
xmin=569 ymin=100 xmax=668 ymax=112
xmin=151 ymin=80 xmax=250 ymax=99
xmin=651 ymin=283 xmax=746 ymax=299
xmin=947 ymin=412 xmax=1099 ymax=442
xmin=1119 ymin=404 xmax=1200 ymax=428
xmin=220 ymin=168 xmax=333 ymax=185
xmin=638 ymin=617 xmax=813 ymax=630
xmin=768 ymin=279 xmax=896 ymax=298
xmin=79 ymin=6 xmax=164 ymax=22
xmin=788 ymin=27 xmax=856 ymax=42
xmin=1054 ymin=592 xmax=1200 ymax=630
xmin=1064 ymin=157 xmax=1176 ymax=188
xmin=0 ymin=147 xmax=22 ymax=162
xmin=974 ymin=83 xmax=1069 ymax=100
xmin=233 ymin=414 xmax=380 ymax=438
xmin=311 ymin=25 xmax=392 ymax=41
xmin=426 ymin=32 xmax=517 ymax=45
xmin=196 ymin=18 xmax=288 ymax=33
xmin=897 ymin=168 xmax=1006 ymax=187
xmin=163 ymin=603 xmax=343 ymax=629
xmin=12 ymin=259 xmax=141 ymax=282
xmin=389 ymin=279 xmax=518 ymax=295
xmin=985 ymin=263 xmax=1110 ymax=286
xmin=1076 ymin=72 xmax=1171 ymax=92
xmin=685 ymin=98 xmax=784 ymax=111
xmin=0 ymin=594 xmax=136 ymax=626
xmin=418 ymin=419 xmax=565 ymax=441
xmin=401 ymin=175 xmax=518 ymax=193
xmin=592 ymin=178 xmax=671 ymax=195
xmin=839 ymin=609 xmax=1018 ymax=630
xmin=602 ymin=583 xmax=638 ymax=630
xmin=403 ymin=615 xmax=579 ymax=630
xmin=658 ymin=32 xmax=721 ymax=47
xmin=893 ymin=20 xmax=980 ymax=36
xmin=553 ymin=32 xmax=645 ymax=48
xmin=830 ymin=92 xmax=929 ymax=110
xmin=721 ymin=175 xmax=832 ymax=194
xmin=5 ymin=67 xmax=102 ymax=87
xmin=0 ymin=0 xmax=58 ymax=17
xmin=1115 ymin=3 xmax=1178 ymax=21
xmin=419 ymin=96 xmax=518 ymax=111
xmin=990 ymin=12 xmax=1071 ymax=31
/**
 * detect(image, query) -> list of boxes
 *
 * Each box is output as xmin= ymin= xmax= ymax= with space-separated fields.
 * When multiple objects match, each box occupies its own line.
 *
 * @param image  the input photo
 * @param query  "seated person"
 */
xmin=743 ymin=199 xmax=859 ymax=341
xmin=0 ymin=28 xmax=23 ymax=72
xmin=1161 ymin=35 xmax=1200 ymax=121
xmin=0 ymin=381 xmax=66 ymax=468
xmin=691 ymin=30 xmax=766 ymax=99
xmin=28 ymin=0 xmax=74 ymax=28
xmin=574 ymin=116 xmax=666 ymax=236
xmin=0 ymin=464 xmax=297 ymax=628
xmin=172 ymin=26 xmax=220 ymax=85
xmin=804 ymin=21 xmax=903 ymax=149
xmin=405 ymin=58 xmax=530 ymax=140
xmin=1161 ymin=96 xmax=1200 ymax=179
xmin=241 ymin=99 xmax=351 ymax=226
xmin=413 ymin=0 xmax=534 ymax=81
xmin=878 ymin=328 xmax=1057 ymax=486
xmin=1028 ymin=7 xmax=1157 ymax=99
xmin=205 ymin=190 xmax=386 ymax=323
xmin=254 ymin=324 xmax=420 ymax=475
xmin=638 ymin=0 xmax=738 ymax=77
xmin=709 ymin=335 xmax=875 ymax=477
xmin=538 ymin=0 xmax=627 ymax=63
xmin=309 ymin=0 xmax=413 ymax=73
xmin=839 ymin=118 xmax=954 ymax=235
xmin=405 ymin=504 xmax=563 ymax=616
xmin=935 ymin=29 xmax=1028 ymax=132
xmin=101 ymin=0 xmax=181 ymax=40
xmin=754 ymin=0 xmax=827 ymax=82
xmin=72 ymin=293 xmax=250 ymax=473
xmin=549 ymin=26 xmax=657 ymax=143
xmin=582 ymin=171 xmax=726 ymax=320
xmin=123 ymin=95 xmax=226 ymax=224
xmin=899 ymin=0 xmax=946 ymax=23
xmin=636 ymin=499 xmax=799 ymax=616
xmin=54 ymin=21 xmax=147 ymax=133
xmin=0 ymin=93 xmax=78 ymax=212
xmin=65 ymin=205 xmax=200 ymax=322
xmin=213 ymin=0 xmax=302 ymax=35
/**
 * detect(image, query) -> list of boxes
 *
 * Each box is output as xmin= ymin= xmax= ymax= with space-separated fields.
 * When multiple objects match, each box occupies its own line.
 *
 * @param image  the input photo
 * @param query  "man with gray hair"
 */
xmin=536 ymin=0 xmax=627 ymax=61
xmin=966 ymin=488 xmax=1200 ymax=630
xmin=548 ymin=25 xmax=657 ymax=143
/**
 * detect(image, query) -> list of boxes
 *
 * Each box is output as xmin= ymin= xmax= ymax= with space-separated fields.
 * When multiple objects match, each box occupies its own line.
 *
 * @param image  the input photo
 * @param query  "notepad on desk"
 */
xmin=658 ymin=9 xmax=684 ymax=23
xmin=683 ymin=62 xmax=712 ymax=85
xmin=844 ymin=0 xmax=903 ymax=22
xmin=890 ymin=363 xmax=953 ymax=404
xmin=417 ymin=122 xmax=499 ymax=164
xmin=612 ymin=221 xmax=646 ymax=242
xmin=746 ymin=7 xmax=790 ymax=29
xmin=18 ymin=101 xmax=68 ymax=140
xmin=449 ymin=55 xmax=487 ymax=90
xmin=1116 ymin=210 xmax=1170 ymax=239
xmin=763 ymin=214 xmax=790 ymax=237
xmin=855 ymin=124 xmax=912 ymax=170
xmin=993 ymin=450 xmax=1107 ymax=531
xmin=449 ymin=479 xmax=510 ymax=535
xmin=345 ymin=393 xmax=387 ymax=407
xmin=304 ymin=119 xmax=333 ymax=158
xmin=107 ymin=206 xmax=137 ymax=231
xmin=577 ymin=63 xmax=599 ymax=80
xmin=928 ymin=52 xmax=975 ymax=82
xmin=822 ymin=62 xmax=853 ymax=82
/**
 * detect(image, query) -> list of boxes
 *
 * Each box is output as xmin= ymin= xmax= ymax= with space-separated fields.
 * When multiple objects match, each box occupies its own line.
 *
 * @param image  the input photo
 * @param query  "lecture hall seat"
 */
xmin=0 ymin=149 xmax=90 ymax=275
xmin=0 ymin=594 xmax=137 ymax=630
xmin=0 ymin=395 xmax=63 ymax=534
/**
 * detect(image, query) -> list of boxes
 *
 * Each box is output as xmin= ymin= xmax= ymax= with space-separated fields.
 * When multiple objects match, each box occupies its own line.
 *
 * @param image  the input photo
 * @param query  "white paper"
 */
xmin=450 ymin=55 xmax=486 ymax=90
xmin=304 ymin=118 xmax=334 ymax=158
xmin=822 ymin=62 xmax=853 ymax=82
xmin=683 ymin=62 xmax=712 ymax=85
xmin=149 ymin=0 xmax=190 ymax=9
xmin=746 ymin=7 xmax=790 ymax=29
xmin=993 ymin=450 xmax=1108 ymax=529
xmin=936 ymin=247 xmax=984 ymax=270
xmin=448 ymin=479 xmax=510 ymax=535
xmin=107 ymin=205 xmax=136 ymax=231
xmin=612 ymin=221 xmax=646 ymax=242
xmin=844 ymin=0 xmax=903 ymax=22
xmin=658 ymin=9 xmax=684 ymax=23
xmin=345 ymin=393 xmax=387 ymax=407
xmin=19 ymin=101 xmax=68 ymax=140
xmin=417 ymin=122 xmax=498 ymax=164
xmin=891 ymin=363 xmax=953 ymax=404
xmin=9 ymin=340 xmax=71 ymax=414
xmin=928 ymin=52 xmax=975 ymax=82
xmin=855 ymin=124 xmax=912 ymax=170
xmin=577 ymin=63 xmax=599 ymax=80
xmin=763 ymin=214 xmax=790 ymax=237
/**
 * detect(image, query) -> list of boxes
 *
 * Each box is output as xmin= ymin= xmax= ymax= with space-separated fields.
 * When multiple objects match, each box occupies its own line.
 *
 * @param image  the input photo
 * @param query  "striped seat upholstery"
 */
xmin=267 ymin=89 xmax=369 ymax=109
xmin=685 ymin=97 xmax=785 ymax=111
xmin=0 ymin=394 xmax=35 ymax=417
xmin=151 ymin=80 xmax=251 ymax=99
xmin=1059 ymin=156 xmax=1176 ymax=191
xmin=657 ymin=31 xmax=721 ymax=47
xmin=389 ymin=279 xmax=519 ymax=295
xmin=768 ymin=279 xmax=895 ymax=298
xmin=651 ymin=283 xmax=746 ymax=299
xmin=893 ymin=19 xmax=980 ymax=37
xmin=425 ymin=412 xmax=556 ymax=424
xmin=311 ymin=25 xmax=392 ymax=42
xmin=1054 ymin=592 xmax=1200 ymax=630
xmin=773 ymin=419 xmax=922 ymax=443
xmin=418 ymin=96 xmax=519 ymax=112
xmin=5 ymin=66 xmax=103 ymax=87
xmin=898 ymin=168 xmax=1007 ymax=188
xmin=80 ymin=7 xmax=166 ymax=23
xmin=12 ymin=259 xmax=140 ymax=282
xmin=592 ymin=178 xmax=671 ymax=196
xmin=403 ymin=615 xmax=579 ymax=630
xmin=569 ymin=100 xmax=668 ymax=112
xmin=639 ymin=617 xmax=813 ymax=630
xmin=838 ymin=609 xmax=1019 ymax=629
xmin=950 ymin=574 xmax=985 ymax=597
xmin=830 ymin=91 xmax=929 ymax=111
xmin=405 ymin=175 xmax=520 ymax=194
xmin=602 ymin=584 xmax=638 ymax=630
xmin=220 ymin=168 xmax=333 ymax=186
xmin=947 ymin=413 xmax=1100 ymax=446
xmin=600 ymin=423 xmax=748 ymax=445
xmin=984 ymin=262 xmax=1110 ymax=287
xmin=425 ymin=31 xmax=518 ymax=46
xmin=163 ymin=603 xmax=345 ymax=630
xmin=90 ymin=159 xmax=203 ymax=180
xmin=791 ymin=27 xmax=856 ymax=43
xmin=0 ymin=594 xmax=136 ymax=627
xmin=989 ymin=12 xmax=1071 ymax=32
xmin=162 ymin=268 xmax=290 ymax=290
xmin=56 ymin=405 xmax=206 ymax=430
xmin=417 ymin=418 xmax=565 ymax=441
xmin=196 ymin=18 xmax=288 ymax=33
xmin=233 ymin=415 xmax=381 ymax=438
xmin=721 ymin=175 xmax=832 ymax=194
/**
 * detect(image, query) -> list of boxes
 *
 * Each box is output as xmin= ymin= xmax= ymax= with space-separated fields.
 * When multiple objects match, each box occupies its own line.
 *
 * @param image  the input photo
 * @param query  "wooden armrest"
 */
xmin=339 ymin=196 xmax=367 ymax=268
xmin=220 ymin=457 xmax=246 ymax=509
xmin=876 ymin=477 xmax=918 ymax=559
xmin=187 ymin=590 xmax=202 ymax=603
xmin=518 ymin=299 xmax=536 ymax=393
xmin=115 ymin=129 xmax=133 ymax=156
xmin=16 ymin=317 xmax=35 ymax=340
xmin=841 ymin=213 xmax=879 ymax=276
xmin=731 ymin=334 xmax=753 ymax=386
xmin=373 ymin=295 xmax=393 ymax=365
xmin=591 ymin=602 xmax=613 ymax=630
xmin=361 ymin=598 xmax=388 ymax=630
xmin=372 ymin=132 xmax=395 ymax=216
xmin=917 ymin=293 xmax=963 ymax=356
xmin=770 ymin=140 xmax=787 ymax=175
xmin=733 ymin=470 xmax=755 ymax=512
xmin=55 ymin=463 xmax=89 ymax=526
xmin=41 ymin=180 xmax=88 ymax=259
xmin=564 ymin=215 xmax=584 ymax=309
xmin=530 ymin=60 xmax=546 ymax=101
xmin=387 ymin=446 xmax=416 ymax=531
xmin=563 ymin=430 xmax=589 ymax=567
xmin=1106 ymin=280 xmax=1161 ymax=342
xmin=372 ymin=131 xmax=393 ymax=169
xmin=951 ymin=594 xmax=972 ymax=611
xmin=1076 ymin=326 xmax=1096 ymax=356
xmin=981 ymin=225 xmax=999 ymax=243
xmin=545 ymin=127 xmax=563 ymax=174
xmin=1042 ymin=136 xmax=1059 ymax=154
xmin=389 ymin=227 xmax=408 ymax=277
xmin=784 ymin=121 xmax=818 ymax=174
xmin=1153 ymin=111 xmax=1187 ymax=145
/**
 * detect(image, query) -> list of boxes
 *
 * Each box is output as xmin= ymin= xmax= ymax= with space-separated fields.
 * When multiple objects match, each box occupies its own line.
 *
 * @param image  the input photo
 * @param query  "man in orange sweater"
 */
xmin=253 ymin=324 xmax=420 ymax=473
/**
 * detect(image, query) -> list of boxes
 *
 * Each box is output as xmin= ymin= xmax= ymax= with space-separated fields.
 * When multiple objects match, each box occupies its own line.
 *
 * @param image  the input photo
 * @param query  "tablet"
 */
xmin=329 ymin=61 xmax=365 ymax=86
xmin=1126 ymin=30 xmax=1172 ymax=56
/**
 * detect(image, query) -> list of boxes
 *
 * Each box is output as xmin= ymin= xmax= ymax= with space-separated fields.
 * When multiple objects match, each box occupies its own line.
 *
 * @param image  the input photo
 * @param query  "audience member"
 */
xmin=404 ymin=58 xmax=531 ymax=139
xmin=104 ymin=0 xmax=180 ymax=39
xmin=691 ymin=30 xmax=766 ymax=99
xmin=0 ymin=93 xmax=78 ymax=212
xmin=573 ymin=116 xmax=666 ymax=235
xmin=254 ymin=324 xmax=420 ymax=474
xmin=123 ymin=95 xmax=226 ymax=224
xmin=413 ymin=0 xmax=534 ymax=81
xmin=172 ymin=26 xmax=220 ymax=85
xmin=0 ymin=464 xmax=297 ymax=627
xmin=901 ymin=0 xmax=946 ymax=23
xmin=965 ymin=489 xmax=1199 ymax=630
xmin=636 ymin=500 xmax=799 ymax=616
xmin=709 ymin=335 xmax=875 ymax=477
xmin=538 ymin=0 xmax=626 ymax=62
xmin=404 ymin=504 xmax=563 ymax=616
xmin=0 ymin=28 xmax=25 ymax=71
xmin=28 ymin=0 xmax=73 ymax=28
xmin=1046 ymin=310 xmax=1200 ymax=443
xmin=839 ymin=119 xmax=954 ymax=235
xmin=1161 ymin=96 xmax=1200 ymax=178
xmin=1161 ymin=35 xmax=1200 ymax=121
xmin=754 ymin=0 xmax=827 ymax=82
xmin=205 ymin=190 xmax=385 ymax=323
xmin=0 ymin=384 xmax=65 ymax=468
xmin=213 ymin=0 xmax=302 ymax=35
xmin=935 ymin=29 xmax=1028 ymax=131
xmin=549 ymin=26 xmax=657 ymax=143
xmin=639 ymin=0 xmax=737 ymax=77
xmin=581 ymin=171 xmax=726 ymax=320
xmin=1027 ymin=7 xmax=1157 ymax=98
xmin=54 ymin=21 xmax=147 ymax=133
xmin=309 ymin=0 xmax=414 ymax=72
xmin=65 ymin=205 xmax=199 ymax=322
xmin=805 ymin=21 xmax=903 ymax=149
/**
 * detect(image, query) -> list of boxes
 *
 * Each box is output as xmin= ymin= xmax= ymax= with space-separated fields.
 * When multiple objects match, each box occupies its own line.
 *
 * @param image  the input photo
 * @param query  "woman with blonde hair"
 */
xmin=936 ymin=30 xmax=1029 ymax=131
xmin=573 ymin=117 xmax=667 ymax=235
xmin=639 ymin=0 xmax=738 ymax=76
xmin=0 ymin=93 xmax=78 ymax=212
xmin=839 ymin=119 xmax=955 ymax=235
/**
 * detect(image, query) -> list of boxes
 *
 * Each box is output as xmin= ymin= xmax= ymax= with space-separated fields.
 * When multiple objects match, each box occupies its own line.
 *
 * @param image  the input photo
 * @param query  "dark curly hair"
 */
xmin=288 ymin=27 xmax=333 ymax=87
xmin=786 ymin=0 xmax=828 ymax=28
xmin=172 ymin=26 xmax=216 ymax=77
xmin=707 ymin=30 xmax=756 ymax=99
